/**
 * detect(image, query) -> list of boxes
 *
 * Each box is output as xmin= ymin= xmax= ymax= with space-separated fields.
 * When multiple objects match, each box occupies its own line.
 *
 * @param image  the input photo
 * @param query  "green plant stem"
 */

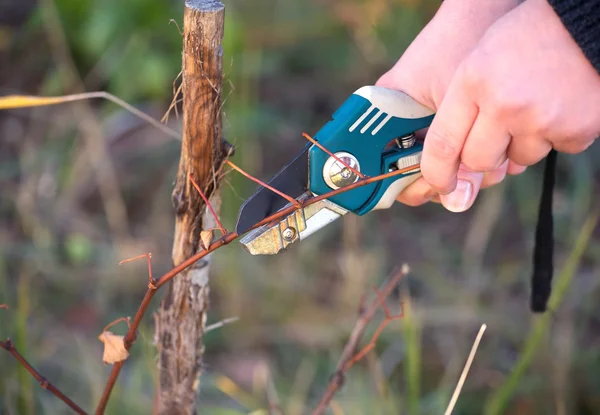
xmin=484 ymin=213 xmax=598 ymax=415
xmin=402 ymin=297 xmax=421 ymax=415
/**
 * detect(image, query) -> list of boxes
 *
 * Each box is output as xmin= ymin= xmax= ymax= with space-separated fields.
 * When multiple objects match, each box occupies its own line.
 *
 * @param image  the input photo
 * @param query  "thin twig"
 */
xmin=302 ymin=132 xmax=364 ymax=178
xmin=204 ymin=317 xmax=239 ymax=333
xmin=189 ymin=174 xmax=227 ymax=234
xmin=119 ymin=253 xmax=156 ymax=288
xmin=444 ymin=324 xmax=487 ymax=415
xmin=102 ymin=317 xmax=131 ymax=334
xmin=0 ymin=339 xmax=87 ymax=415
xmin=312 ymin=265 xmax=410 ymax=415
xmin=226 ymin=160 xmax=301 ymax=208
xmin=95 ymin=165 xmax=420 ymax=414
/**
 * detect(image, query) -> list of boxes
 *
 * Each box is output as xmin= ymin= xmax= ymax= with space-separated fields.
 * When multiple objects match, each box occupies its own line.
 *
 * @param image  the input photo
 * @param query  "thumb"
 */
xmin=439 ymin=167 xmax=484 ymax=213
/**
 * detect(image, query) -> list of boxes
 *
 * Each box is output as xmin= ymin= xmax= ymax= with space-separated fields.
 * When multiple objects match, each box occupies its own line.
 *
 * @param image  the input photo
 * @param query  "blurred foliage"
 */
xmin=1 ymin=0 xmax=600 ymax=414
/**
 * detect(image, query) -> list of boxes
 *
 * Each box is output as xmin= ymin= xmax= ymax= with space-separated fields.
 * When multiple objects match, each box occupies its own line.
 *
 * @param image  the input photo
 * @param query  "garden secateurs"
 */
xmin=235 ymin=86 xmax=435 ymax=255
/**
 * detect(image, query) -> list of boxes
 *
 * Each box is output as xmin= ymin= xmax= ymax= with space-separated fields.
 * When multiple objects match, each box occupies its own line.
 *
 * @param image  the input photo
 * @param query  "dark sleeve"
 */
xmin=546 ymin=0 xmax=600 ymax=74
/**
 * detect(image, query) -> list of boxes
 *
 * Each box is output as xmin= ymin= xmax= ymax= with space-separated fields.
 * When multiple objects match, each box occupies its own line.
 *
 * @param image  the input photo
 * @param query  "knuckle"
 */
xmin=459 ymin=54 xmax=485 ymax=90
xmin=486 ymin=88 xmax=525 ymax=119
xmin=421 ymin=170 xmax=456 ymax=194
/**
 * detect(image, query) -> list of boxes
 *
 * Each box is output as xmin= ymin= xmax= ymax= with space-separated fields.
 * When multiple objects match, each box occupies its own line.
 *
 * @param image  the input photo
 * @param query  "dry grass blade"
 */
xmin=205 ymin=317 xmax=239 ymax=333
xmin=444 ymin=324 xmax=487 ymax=415
xmin=0 ymin=92 xmax=181 ymax=140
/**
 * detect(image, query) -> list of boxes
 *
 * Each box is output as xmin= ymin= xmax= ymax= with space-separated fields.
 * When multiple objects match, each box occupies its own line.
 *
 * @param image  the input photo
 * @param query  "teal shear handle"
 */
xmin=308 ymin=86 xmax=435 ymax=214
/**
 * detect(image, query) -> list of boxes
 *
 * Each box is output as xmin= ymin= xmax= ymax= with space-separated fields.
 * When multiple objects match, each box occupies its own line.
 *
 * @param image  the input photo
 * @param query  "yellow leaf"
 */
xmin=0 ymin=92 xmax=180 ymax=139
xmin=98 ymin=331 xmax=129 ymax=364
xmin=200 ymin=229 xmax=214 ymax=250
xmin=0 ymin=95 xmax=70 ymax=109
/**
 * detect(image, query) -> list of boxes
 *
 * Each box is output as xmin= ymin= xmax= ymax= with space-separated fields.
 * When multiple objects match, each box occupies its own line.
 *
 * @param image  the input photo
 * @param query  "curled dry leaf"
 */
xmin=98 ymin=331 xmax=129 ymax=364
xmin=200 ymin=230 xmax=214 ymax=250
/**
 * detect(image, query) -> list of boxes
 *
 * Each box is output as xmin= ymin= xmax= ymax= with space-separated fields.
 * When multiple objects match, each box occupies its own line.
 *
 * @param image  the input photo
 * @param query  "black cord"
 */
xmin=531 ymin=149 xmax=557 ymax=313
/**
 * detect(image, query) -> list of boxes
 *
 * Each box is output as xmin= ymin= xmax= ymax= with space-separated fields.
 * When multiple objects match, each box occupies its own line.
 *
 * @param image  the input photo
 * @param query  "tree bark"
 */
xmin=155 ymin=1 xmax=227 ymax=413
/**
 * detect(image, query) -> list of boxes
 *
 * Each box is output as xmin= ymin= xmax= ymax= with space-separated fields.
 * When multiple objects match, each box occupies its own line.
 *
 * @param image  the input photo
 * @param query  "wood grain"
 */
xmin=155 ymin=1 xmax=228 ymax=413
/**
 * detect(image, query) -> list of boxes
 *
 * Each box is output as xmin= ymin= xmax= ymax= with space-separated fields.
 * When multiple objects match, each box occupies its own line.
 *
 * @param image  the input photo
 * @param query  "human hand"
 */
xmin=376 ymin=0 xmax=524 ymax=208
xmin=421 ymin=0 xmax=600 ymax=212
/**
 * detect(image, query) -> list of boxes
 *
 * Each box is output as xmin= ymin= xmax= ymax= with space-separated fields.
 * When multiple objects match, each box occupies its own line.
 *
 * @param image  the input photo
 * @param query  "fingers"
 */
xmin=481 ymin=160 xmax=508 ymax=188
xmin=395 ymin=177 xmax=436 ymax=206
xmin=421 ymin=74 xmax=478 ymax=195
xmin=461 ymin=113 xmax=511 ymax=172
xmin=395 ymin=161 xmax=513 ymax=210
xmin=507 ymin=160 xmax=527 ymax=175
xmin=506 ymin=136 xmax=552 ymax=166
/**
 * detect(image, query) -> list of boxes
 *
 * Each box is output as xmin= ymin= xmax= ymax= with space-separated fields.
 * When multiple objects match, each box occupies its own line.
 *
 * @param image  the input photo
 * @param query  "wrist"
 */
xmin=545 ymin=0 xmax=600 ymax=73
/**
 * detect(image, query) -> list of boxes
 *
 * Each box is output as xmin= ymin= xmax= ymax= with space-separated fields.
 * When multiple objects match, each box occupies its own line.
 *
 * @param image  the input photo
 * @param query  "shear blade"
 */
xmin=235 ymin=146 xmax=310 ymax=234
xmin=239 ymin=196 xmax=348 ymax=255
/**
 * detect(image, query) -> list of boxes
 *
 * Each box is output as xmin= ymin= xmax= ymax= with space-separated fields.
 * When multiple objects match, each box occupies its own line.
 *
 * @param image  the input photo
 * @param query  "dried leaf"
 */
xmin=98 ymin=331 xmax=129 ymax=364
xmin=200 ymin=230 xmax=214 ymax=250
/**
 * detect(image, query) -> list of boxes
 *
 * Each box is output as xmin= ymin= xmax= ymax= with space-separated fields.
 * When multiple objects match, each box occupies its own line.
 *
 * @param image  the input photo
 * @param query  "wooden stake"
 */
xmin=155 ymin=0 xmax=228 ymax=412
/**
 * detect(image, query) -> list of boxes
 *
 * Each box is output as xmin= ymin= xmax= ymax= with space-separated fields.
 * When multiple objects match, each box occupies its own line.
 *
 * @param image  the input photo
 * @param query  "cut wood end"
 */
xmin=185 ymin=0 xmax=224 ymax=12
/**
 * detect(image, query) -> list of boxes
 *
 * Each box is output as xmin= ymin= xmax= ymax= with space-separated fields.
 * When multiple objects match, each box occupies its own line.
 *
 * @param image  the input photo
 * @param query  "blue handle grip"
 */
xmin=308 ymin=86 xmax=434 ymax=213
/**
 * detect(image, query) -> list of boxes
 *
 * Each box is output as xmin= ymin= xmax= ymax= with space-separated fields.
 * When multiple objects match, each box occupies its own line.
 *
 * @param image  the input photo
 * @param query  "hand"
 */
xmin=376 ymin=0 xmax=524 ymax=208
xmin=422 ymin=0 xmax=600 ymax=212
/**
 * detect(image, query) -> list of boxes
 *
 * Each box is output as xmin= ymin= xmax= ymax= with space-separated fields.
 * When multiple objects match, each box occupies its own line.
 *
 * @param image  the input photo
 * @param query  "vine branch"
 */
xmin=94 ymin=162 xmax=420 ymax=414
xmin=312 ymin=265 xmax=410 ymax=415
xmin=0 ymin=339 xmax=87 ymax=415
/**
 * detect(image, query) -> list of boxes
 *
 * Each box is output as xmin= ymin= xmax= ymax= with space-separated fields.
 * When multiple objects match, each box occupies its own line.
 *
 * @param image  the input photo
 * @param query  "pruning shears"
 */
xmin=235 ymin=86 xmax=435 ymax=255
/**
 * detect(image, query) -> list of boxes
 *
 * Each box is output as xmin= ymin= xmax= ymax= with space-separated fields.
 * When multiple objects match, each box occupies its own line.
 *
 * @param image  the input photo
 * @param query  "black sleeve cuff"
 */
xmin=547 ymin=0 xmax=600 ymax=74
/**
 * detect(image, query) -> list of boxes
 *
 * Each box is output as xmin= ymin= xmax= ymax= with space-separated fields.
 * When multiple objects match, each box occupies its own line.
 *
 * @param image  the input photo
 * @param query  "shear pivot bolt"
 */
xmin=282 ymin=227 xmax=296 ymax=242
xmin=323 ymin=152 xmax=360 ymax=190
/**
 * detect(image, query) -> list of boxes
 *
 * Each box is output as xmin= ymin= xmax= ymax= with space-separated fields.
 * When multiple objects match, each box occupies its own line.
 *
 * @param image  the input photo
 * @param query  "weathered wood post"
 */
xmin=155 ymin=0 xmax=227 ymax=412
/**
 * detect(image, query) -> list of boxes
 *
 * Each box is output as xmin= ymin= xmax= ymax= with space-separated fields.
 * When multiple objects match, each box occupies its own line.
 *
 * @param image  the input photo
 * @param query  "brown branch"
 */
xmin=189 ymin=173 xmax=227 ymax=234
xmin=311 ymin=265 xmax=410 ymax=415
xmin=119 ymin=253 xmax=156 ymax=288
xmin=0 ymin=339 xmax=87 ymax=415
xmin=301 ymin=132 xmax=365 ymax=179
xmin=95 ymin=165 xmax=420 ymax=413
xmin=226 ymin=160 xmax=301 ymax=208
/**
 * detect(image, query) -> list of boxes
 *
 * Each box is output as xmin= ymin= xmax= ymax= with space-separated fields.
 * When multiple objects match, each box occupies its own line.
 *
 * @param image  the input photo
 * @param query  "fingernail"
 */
xmin=440 ymin=180 xmax=473 ymax=212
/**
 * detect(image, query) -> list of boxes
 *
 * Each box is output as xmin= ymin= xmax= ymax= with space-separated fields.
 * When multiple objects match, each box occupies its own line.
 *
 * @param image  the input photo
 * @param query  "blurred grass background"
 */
xmin=1 ymin=0 xmax=600 ymax=414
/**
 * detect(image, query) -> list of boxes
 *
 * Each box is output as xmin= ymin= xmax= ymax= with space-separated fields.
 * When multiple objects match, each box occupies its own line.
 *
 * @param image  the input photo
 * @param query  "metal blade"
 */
xmin=239 ymin=195 xmax=348 ymax=255
xmin=235 ymin=146 xmax=310 ymax=234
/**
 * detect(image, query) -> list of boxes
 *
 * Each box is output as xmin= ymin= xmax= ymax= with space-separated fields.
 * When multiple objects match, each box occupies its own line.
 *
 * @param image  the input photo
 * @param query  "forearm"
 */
xmin=546 ymin=0 xmax=600 ymax=73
